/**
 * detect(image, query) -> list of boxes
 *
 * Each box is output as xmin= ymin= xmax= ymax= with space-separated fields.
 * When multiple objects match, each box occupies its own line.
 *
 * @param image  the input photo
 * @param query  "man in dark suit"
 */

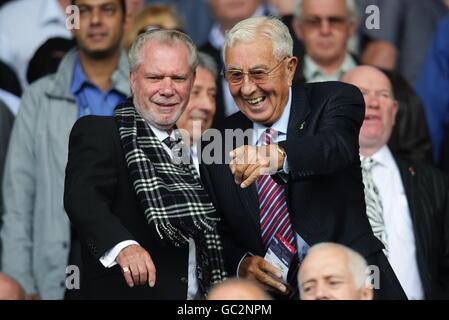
xmin=64 ymin=29 xmax=226 ymax=299
xmin=200 ymin=16 xmax=406 ymax=299
xmin=342 ymin=65 xmax=449 ymax=299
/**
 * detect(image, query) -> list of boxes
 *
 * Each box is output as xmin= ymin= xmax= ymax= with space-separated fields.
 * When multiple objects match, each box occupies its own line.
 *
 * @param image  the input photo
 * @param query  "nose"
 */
xmin=240 ymin=74 xmax=257 ymax=96
xmin=160 ymin=77 xmax=175 ymax=96
xmin=90 ymin=7 xmax=102 ymax=25
xmin=365 ymin=92 xmax=380 ymax=109
xmin=314 ymin=284 xmax=330 ymax=300
xmin=319 ymin=19 xmax=332 ymax=35
xmin=197 ymin=92 xmax=215 ymax=113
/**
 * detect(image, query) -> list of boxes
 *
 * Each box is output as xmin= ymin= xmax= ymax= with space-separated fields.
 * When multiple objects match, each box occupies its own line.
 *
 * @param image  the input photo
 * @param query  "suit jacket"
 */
xmin=395 ymin=157 xmax=449 ymax=299
xmin=200 ymin=82 xmax=406 ymax=299
xmin=64 ymin=116 xmax=190 ymax=299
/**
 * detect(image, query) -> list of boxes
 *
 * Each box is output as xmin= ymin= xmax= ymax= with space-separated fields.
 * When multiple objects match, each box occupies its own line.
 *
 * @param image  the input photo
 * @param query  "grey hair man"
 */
xmin=298 ymin=243 xmax=373 ymax=300
xmin=292 ymin=0 xmax=358 ymax=83
xmin=64 ymin=28 xmax=227 ymax=299
xmin=199 ymin=16 xmax=406 ymax=300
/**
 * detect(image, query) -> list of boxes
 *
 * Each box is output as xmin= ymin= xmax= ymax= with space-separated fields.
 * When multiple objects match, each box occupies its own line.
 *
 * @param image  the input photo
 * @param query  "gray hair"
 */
xmin=197 ymin=51 xmax=218 ymax=79
xmin=128 ymin=29 xmax=198 ymax=73
xmin=223 ymin=16 xmax=293 ymax=61
xmin=294 ymin=0 xmax=358 ymax=21
xmin=298 ymin=242 xmax=369 ymax=298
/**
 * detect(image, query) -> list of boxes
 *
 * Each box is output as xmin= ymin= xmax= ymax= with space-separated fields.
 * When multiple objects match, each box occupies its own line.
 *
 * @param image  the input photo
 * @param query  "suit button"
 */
xmin=180 ymin=276 xmax=188 ymax=284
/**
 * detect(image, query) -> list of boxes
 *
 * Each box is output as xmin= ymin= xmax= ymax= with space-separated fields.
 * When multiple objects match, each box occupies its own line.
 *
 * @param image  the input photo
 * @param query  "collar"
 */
xmin=146 ymin=122 xmax=174 ymax=143
xmin=253 ymin=87 xmax=292 ymax=144
xmin=208 ymin=4 xmax=267 ymax=50
xmin=70 ymin=57 xmax=90 ymax=95
xmin=360 ymin=145 xmax=395 ymax=169
xmin=303 ymin=53 xmax=357 ymax=81
xmin=41 ymin=0 xmax=66 ymax=26
xmin=48 ymin=48 xmax=130 ymax=100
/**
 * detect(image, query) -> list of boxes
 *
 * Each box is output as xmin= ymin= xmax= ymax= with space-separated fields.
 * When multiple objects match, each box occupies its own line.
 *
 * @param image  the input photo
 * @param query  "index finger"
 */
xmin=144 ymin=253 xmax=156 ymax=287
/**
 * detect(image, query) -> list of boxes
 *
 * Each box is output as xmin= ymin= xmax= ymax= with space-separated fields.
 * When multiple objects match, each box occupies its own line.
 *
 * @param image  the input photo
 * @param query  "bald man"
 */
xmin=0 ymin=272 xmax=25 ymax=300
xmin=208 ymin=278 xmax=272 ymax=300
xmin=342 ymin=66 xmax=449 ymax=300
xmin=298 ymin=243 xmax=373 ymax=300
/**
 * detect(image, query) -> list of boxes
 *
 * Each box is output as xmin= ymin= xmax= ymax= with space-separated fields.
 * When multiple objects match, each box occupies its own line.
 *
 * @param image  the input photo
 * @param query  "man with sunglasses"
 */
xmin=292 ymin=0 xmax=358 ymax=83
xmin=200 ymin=16 xmax=406 ymax=300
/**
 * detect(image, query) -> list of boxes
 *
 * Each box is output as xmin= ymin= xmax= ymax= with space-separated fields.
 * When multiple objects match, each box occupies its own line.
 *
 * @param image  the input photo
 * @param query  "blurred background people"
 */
xmin=208 ymin=278 xmax=272 ymax=300
xmin=415 ymin=15 xmax=449 ymax=166
xmin=292 ymin=0 xmax=358 ymax=83
xmin=122 ymin=3 xmax=183 ymax=52
xmin=0 ymin=0 xmax=130 ymax=300
xmin=176 ymin=51 xmax=217 ymax=169
xmin=298 ymin=243 xmax=373 ymax=300
xmin=360 ymin=0 xmax=449 ymax=86
xmin=0 ymin=0 xmax=72 ymax=89
xmin=343 ymin=65 xmax=449 ymax=300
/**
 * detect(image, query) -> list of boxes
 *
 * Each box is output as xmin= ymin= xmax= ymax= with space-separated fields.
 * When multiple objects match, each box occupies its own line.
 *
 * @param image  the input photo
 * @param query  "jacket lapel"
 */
xmin=288 ymin=84 xmax=310 ymax=140
xmin=228 ymin=113 xmax=263 ymax=239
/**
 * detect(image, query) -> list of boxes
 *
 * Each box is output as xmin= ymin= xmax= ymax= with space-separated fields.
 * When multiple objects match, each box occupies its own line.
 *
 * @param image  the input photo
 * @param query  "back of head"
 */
xmin=0 ymin=272 xmax=25 ymax=300
xmin=208 ymin=278 xmax=272 ymax=300
xmin=298 ymin=243 xmax=373 ymax=300
xmin=224 ymin=16 xmax=293 ymax=61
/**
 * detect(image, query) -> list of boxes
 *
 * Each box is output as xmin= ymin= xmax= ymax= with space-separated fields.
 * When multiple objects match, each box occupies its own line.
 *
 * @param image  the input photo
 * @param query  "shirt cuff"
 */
xmin=99 ymin=240 xmax=139 ymax=268
xmin=236 ymin=252 xmax=254 ymax=277
xmin=282 ymin=155 xmax=289 ymax=173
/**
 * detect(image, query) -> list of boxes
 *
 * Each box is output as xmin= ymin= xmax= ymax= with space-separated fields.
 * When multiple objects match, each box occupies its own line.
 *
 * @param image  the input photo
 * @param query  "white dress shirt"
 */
xmin=0 ymin=0 xmax=71 ymax=88
xmin=361 ymin=146 xmax=424 ymax=300
xmin=100 ymin=124 xmax=199 ymax=300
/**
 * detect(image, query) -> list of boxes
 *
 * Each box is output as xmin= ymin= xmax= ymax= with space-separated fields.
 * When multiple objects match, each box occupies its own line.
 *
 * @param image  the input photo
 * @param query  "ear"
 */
xmin=348 ymin=18 xmax=358 ymax=36
xmin=129 ymin=71 xmax=136 ymax=95
xmin=391 ymin=99 xmax=399 ymax=126
xmin=361 ymin=286 xmax=374 ymax=300
xmin=292 ymin=17 xmax=304 ymax=41
xmin=287 ymin=56 xmax=298 ymax=86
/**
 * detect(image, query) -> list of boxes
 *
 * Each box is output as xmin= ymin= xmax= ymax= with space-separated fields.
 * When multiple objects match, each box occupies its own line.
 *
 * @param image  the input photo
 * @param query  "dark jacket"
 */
xmin=395 ymin=157 xmax=449 ymax=299
xmin=64 ymin=115 xmax=190 ymax=299
xmin=200 ymin=82 xmax=407 ymax=299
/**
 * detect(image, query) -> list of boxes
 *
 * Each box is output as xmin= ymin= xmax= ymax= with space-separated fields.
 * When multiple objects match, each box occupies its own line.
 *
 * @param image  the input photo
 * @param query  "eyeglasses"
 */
xmin=302 ymin=15 xmax=349 ymax=29
xmin=222 ymin=57 xmax=289 ymax=85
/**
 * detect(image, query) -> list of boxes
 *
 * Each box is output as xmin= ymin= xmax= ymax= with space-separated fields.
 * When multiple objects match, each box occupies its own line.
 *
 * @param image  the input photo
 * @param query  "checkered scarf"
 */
xmin=115 ymin=101 xmax=226 ymax=289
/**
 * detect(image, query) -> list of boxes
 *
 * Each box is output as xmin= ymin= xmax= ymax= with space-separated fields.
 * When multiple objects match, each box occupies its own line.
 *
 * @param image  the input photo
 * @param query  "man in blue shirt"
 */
xmin=0 ymin=0 xmax=130 ymax=299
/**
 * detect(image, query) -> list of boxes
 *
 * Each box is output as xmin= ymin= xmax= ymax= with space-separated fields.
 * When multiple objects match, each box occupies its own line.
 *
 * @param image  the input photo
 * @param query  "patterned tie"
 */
xmin=257 ymin=128 xmax=296 ymax=249
xmin=361 ymin=157 xmax=389 ymax=257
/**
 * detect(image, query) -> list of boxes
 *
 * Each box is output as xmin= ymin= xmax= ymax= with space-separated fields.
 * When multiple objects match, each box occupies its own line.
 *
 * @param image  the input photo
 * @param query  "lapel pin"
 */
xmin=299 ymin=121 xmax=306 ymax=130
xmin=408 ymin=166 xmax=416 ymax=176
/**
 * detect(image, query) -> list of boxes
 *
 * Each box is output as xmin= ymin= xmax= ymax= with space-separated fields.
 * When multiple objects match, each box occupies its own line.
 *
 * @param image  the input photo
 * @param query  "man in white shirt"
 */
xmin=64 ymin=29 xmax=227 ymax=299
xmin=342 ymin=65 xmax=449 ymax=299
xmin=0 ymin=0 xmax=72 ymax=89
xmin=292 ymin=0 xmax=358 ymax=83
